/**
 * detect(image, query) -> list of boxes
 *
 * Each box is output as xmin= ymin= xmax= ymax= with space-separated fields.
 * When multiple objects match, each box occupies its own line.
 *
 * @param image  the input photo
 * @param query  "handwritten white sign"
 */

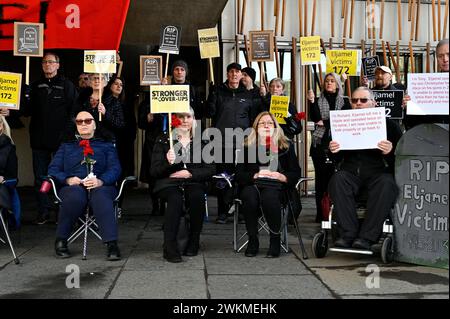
xmin=330 ymin=108 xmax=386 ymax=150
xmin=407 ymin=73 xmax=449 ymax=115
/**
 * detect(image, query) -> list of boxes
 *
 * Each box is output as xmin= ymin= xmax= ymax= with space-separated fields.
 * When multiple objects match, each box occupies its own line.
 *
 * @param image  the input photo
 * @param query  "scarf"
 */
xmin=312 ymin=93 xmax=345 ymax=147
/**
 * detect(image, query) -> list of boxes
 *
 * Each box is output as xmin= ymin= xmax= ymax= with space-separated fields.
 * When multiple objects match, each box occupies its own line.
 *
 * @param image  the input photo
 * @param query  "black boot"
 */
xmin=184 ymin=233 xmax=200 ymax=256
xmin=55 ymin=238 xmax=71 ymax=258
xmin=163 ymin=240 xmax=182 ymax=263
xmin=106 ymin=241 xmax=121 ymax=261
xmin=266 ymin=235 xmax=281 ymax=258
xmin=245 ymin=235 xmax=259 ymax=257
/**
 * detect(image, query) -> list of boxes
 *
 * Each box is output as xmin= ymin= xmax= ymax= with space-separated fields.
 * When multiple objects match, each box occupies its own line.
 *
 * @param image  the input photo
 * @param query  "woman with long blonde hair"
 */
xmin=236 ymin=112 xmax=301 ymax=258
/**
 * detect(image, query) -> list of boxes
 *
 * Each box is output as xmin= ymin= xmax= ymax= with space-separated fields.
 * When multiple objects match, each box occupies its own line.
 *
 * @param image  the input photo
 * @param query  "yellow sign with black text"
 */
xmin=198 ymin=27 xmax=220 ymax=59
xmin=83 ymin=50 xmax=117 ymax=74
xmin=300 ymin=36 xmax=321 ymax=65
xmin=270 ymin=95 xmax=289 ymax=125
xmin=0 ymin=72 xmax=22 ymax=110
xmin=150 ymin=85 xmax=190 ymax=113
xmin=326 ymin=50 xmax=360 ymax=76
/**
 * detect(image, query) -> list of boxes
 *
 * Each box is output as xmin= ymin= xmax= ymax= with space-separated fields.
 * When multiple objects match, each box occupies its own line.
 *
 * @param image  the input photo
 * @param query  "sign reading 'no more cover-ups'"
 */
xmin=150 ymin=85 xmax=190 ymax=114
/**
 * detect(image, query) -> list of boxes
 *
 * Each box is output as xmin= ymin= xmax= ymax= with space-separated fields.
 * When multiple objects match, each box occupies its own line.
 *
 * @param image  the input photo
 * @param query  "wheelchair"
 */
xmin=0 ymin=179 xmax=20 ymax=265
xmin=214 ymin=173 xmax=312 ymax=259
xmin=311 ymin=195 xmax=395 ymax=264
xmin=46 ymin=175 xmax=136 ymax=260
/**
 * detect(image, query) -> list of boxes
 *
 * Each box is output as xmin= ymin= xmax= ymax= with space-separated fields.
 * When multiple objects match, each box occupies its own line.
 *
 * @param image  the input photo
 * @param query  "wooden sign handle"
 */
xmin=25 ymin=56 xmax=30 ymax=85
xmin=164 ymin=53 xmax=170 ymax=78
xmin=99 ymin=75 xmax=103 ymax=122
xmin=398 ymin=0 xmax=402 ymax=40
xmin=240 ymin=0 xmax=247 ymax=34
xmin=209 ymin=58 xmax=215 ymax=85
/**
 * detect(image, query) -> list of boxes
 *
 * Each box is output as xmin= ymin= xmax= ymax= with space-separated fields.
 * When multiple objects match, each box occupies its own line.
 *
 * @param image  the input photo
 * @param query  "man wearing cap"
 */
xmin=207 ymin=62 xmax=261 ymax=224
xmin=373 ymin=66 xmax=397 ymax=91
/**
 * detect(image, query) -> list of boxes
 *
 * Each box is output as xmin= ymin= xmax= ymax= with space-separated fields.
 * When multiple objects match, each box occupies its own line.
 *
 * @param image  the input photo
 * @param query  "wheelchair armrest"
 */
xmin=114 ymin=176 xmax=136 ymax=201
xmin=212 ymin=173 xmax=234 ymax=188
xmin=43 ymin=176 xmax=62 ymax=203
xmin=295 ymin=177 xmax=314 ymax=190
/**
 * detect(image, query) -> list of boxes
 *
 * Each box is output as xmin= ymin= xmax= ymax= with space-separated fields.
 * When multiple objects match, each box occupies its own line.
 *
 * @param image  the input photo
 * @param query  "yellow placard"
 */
xmin=0 ymin=72 xmax=22 ymax=110
xmin=326 ymin=50 xmax=359 ymax=76
xmin=198 ymin=27 xmax=220 ymax=59
xmin=270 ymin=95 xmax=289 ymax=125
xmin=300 ymin=36 xmax=321 ymax=65
xmin=150 ymin=85 xmax=190 ymax=114
xmin=83 ymin=50 xmax=116 ymax=73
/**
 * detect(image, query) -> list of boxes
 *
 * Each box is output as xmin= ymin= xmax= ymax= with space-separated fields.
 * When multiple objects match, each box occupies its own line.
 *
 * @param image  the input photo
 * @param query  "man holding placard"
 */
xmin=22 ymin=52 xmax=78 ymax=225
xmin=328 ymin=87 xmax=402 ymax=250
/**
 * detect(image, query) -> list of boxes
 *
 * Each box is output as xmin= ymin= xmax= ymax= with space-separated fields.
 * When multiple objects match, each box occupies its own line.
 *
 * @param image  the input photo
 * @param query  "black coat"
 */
xmin=0 ymin=135 xmax=17 ymax=180
xmin=235 ymin=141 xmax=301 ymax=189
xmin=23 ymin=74 xmax=78 ymax=151
xmin=150 ymin=134 xmax=215 ymax=193
xmin=206 ymin=82 xmax=261 ymax=135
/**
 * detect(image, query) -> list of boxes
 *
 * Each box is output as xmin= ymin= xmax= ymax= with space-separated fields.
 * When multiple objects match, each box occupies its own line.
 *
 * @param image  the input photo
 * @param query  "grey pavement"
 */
xmin=0 ymin=187 xmax=448 ymax=299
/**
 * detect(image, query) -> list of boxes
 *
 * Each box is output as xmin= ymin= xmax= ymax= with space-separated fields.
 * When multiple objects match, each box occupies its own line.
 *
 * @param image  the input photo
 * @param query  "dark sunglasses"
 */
xmin=351 ymin=98 xmax=370 ymax=104
xmin=75 ymin=118 xmax=94 ymax=125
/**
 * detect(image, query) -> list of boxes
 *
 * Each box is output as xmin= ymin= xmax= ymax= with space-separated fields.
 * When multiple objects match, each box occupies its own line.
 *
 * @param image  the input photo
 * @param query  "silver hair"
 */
xmin=353 ymin=86 xmax=375 ymax=100
xmin=322 ymin=72 xmax=344 ymax=97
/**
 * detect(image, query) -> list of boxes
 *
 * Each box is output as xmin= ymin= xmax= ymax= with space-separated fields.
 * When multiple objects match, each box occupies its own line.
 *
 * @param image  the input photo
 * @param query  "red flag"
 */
xmin=0 ymin=0 xmax=130 ymax=50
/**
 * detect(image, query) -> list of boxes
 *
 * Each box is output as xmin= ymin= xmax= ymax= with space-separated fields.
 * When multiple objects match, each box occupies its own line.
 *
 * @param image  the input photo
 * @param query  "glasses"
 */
xmin=79 ymin=77 xmax=89 ymax=80
xmin=351 ymin=98 xmax=370 ymax=104
xmin=258 ymin=121 xmax=275 ymax=127
xmin=42 ymin=60 xmax=58 ymax=64
xmin=75 ymin=118 xmax=94 ymax=125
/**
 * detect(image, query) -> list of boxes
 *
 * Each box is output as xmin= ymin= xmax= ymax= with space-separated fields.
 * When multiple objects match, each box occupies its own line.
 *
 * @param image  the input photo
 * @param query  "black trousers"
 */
xmin=240 ymin=185 xmax=283 ymax=237
xmin=216 ymin=162 xmax=236 ymax=217
xmin=158 ymin=184 xmax=206 ymax=242
xmin=312 ymin=154 xmax=335 ymax=221
xmin=328 ymin=170 xmax=398 ymax=242
xmin=32 ymin=149 xmax=54 ymax=215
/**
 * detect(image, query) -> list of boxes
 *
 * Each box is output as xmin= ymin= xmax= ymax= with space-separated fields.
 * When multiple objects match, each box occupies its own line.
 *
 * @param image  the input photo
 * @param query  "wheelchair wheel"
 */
xmin=312 ymin=231 xmax=328 ymax=258
xmin=381 ymin=236 xmax=394 ymax=264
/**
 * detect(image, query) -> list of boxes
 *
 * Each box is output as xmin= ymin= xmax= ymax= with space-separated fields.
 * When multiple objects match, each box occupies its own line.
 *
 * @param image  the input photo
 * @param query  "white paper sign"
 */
xmin=407 ymin=73 xmax=449 ymax=115
xmin=330 ymin=108 xmax=387 ymax=150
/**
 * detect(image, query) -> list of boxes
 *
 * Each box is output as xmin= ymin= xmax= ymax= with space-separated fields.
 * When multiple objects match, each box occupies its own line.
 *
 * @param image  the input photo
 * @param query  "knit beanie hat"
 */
xmin=172 ymin=60 xmax=189 ymax=76
xmin=242 ymin=67 xmax=256 ymax=83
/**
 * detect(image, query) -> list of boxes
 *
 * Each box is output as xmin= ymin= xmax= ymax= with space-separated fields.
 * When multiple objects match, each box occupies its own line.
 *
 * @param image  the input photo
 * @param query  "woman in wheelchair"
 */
xmin=151 ymin=108 xmax=215 ymax=263
xmin=48 ymin=111 xmax=122 ymax=260
xmin=236 ymin=112 xmax=301 ymax=258
xmin=0 ymin=116 xmax=18 ymax=223
xmin=328 ymin=87 xmax=402 ymax=250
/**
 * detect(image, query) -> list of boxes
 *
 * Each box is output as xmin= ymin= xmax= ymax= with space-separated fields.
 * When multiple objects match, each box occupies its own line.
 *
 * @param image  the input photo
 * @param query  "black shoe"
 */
xmin=352 ymin=238 xmax=374 ymax=250
xmin=184 ymin=234 xmax=200 ymax=256
xmin=163 ymin=241 xmax=182 ymax=263
xmin=266 ymin=236 xmax=281 ymax=258
xmin=245 ymin=236 xmax=259 ymax=257
xmin=215 ymin=214 xmax=228 ymax=224
xmin=55 ymin=239 xmax=71 ymax=258
xmin=334 ymin=237 xmax=354 ymax=248
xmin=106 ymin=241 xmax=121 ymax=261
xmin=34 ymin=213 xmax=50 ymax=225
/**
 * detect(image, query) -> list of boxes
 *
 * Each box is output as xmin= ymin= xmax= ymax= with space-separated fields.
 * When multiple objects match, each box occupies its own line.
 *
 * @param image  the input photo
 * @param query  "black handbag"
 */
xmin=283 ymin=115 xmax=303 ymax=136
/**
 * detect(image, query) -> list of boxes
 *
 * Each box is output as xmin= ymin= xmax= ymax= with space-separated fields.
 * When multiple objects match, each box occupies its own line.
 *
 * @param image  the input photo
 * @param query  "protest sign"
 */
xmin=270 ymin=96 xmax=289 ymax=125
xmin=198 ymin=27 xmax=220 ymax=59
xmin=406 ymin=73 xmax=449 ymax=115
xmin=13 ymin=22 xmax=44 ymax=57
xmin=140 ymin=56 xmax=162 ymax=85
xmin=159 ymin=25 xmax=182 ymax=55
xmin=330 ymin=107 xmax=386 ymax=150
xmin=0 ymin=72 xmax=22 ymax=110
xmin=362 ymin=56 xmax=380 ymax=80
xmin=150 ymin=85 xmax=190 ymax=114
xmin=373 ymin=90 xmax=404 ymax=119
xmin=249 ymin=30 xmax=274 ymax=62
xmin=326 ymin=50 xmax=361 ymax=76
xmin=83 ymin=50 xmax=116 ymax=74
xmin=300 ymin=36 xmax=321 ymax=65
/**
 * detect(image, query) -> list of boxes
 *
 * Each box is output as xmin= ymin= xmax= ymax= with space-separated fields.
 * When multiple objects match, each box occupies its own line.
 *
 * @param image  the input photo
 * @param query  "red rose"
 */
xmin=295 ymin=112 xmax=306 ymax=121
xmin=171 ymin=114 xmax=182 ymax=128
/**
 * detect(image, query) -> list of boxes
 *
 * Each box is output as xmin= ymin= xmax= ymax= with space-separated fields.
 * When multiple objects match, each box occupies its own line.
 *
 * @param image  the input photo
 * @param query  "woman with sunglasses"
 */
xmin=235 ymin=112 xmax=301 ymax=258
xmin=48 ymin=111 xmax=122 ymax=261
xmin=151 ymin=108 xmax=215 ymax=263
xmin=307 ymin=73 xmax=351 ymax=223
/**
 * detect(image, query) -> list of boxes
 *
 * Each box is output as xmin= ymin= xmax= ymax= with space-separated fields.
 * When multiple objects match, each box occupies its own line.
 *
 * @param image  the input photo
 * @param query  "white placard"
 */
xmin=407 ymin=73 xmax=449 ymax=115
xmin=330 ymin=108 xmax=387 ymax=150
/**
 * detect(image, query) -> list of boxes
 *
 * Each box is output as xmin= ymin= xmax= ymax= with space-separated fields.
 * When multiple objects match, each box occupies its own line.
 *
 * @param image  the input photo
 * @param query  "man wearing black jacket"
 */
xmin=206 ymin=63 xmax=262 ymax=223
xmin=328 ymin=87 xmax=402 ymax=250
xmin=22 ymin=52 xmax=78 ymax=224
